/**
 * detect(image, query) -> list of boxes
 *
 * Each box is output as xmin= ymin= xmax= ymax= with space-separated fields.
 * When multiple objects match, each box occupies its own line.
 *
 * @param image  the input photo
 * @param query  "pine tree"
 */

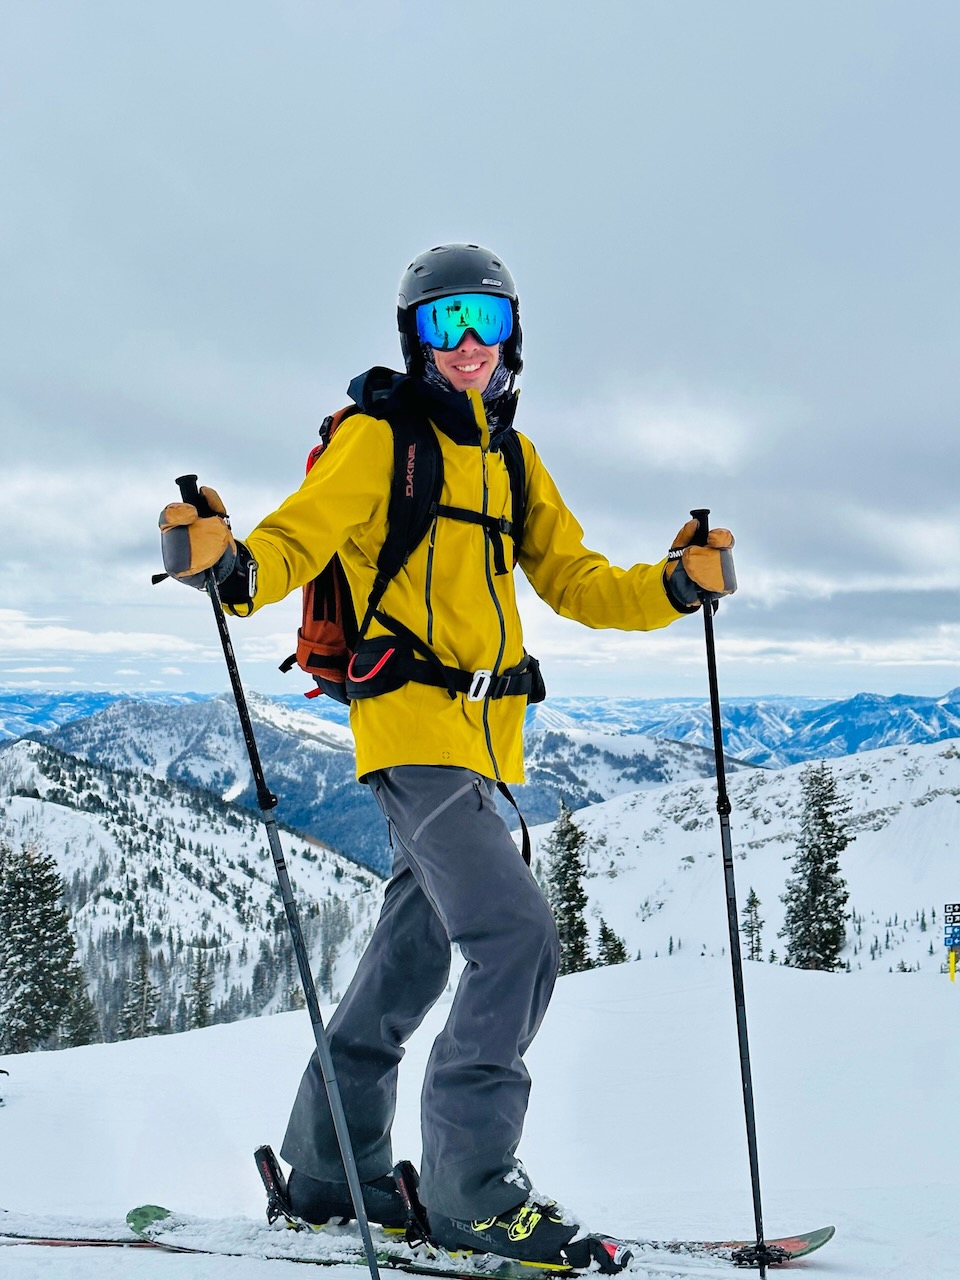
xmin=0 ymin=841 xmax=98 ymax=1052
xmin=186 ymin=948 xmax=214 ymax=1029
xmin=597 ymin=919 xmax=629 ymax=966
xmin=542 ymin=802 xmax=593 ymax=975
xmin=58 ymin=960 xmax=101 ymax=1047
xmin=779 ymin=762 xmax=852 ymax=971
xmin=740 ymin=887 xmax=764 ymax=961
xmin=119 ymin=941 xmax=160 ymax=1039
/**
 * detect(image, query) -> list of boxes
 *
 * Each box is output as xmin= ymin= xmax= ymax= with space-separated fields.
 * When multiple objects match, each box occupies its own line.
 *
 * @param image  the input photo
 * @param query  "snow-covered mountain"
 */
xmin=0 ymin=738 xmax=383 ymax=1037
xmin=528 ymin=738 xmax=960 ymax=976
xmin=513 ymin=712 xmax=752 ymax=826
xmin=11 ymin=685 xmax=960 ymax=769
xmin=34 ymin=693 xmax=388 ymax=871
xmin=534 ymin=689 xmax=960 ymax=766
xmin=31 ymin=694 xmax=748 ymax=872
xmin=0 ymin=689 xmax=208 ymax=742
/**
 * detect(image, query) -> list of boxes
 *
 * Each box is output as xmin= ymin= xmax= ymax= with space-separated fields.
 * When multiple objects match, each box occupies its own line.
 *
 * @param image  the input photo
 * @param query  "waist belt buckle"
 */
xmin=467 ymin=669 xmax=493 ymax=701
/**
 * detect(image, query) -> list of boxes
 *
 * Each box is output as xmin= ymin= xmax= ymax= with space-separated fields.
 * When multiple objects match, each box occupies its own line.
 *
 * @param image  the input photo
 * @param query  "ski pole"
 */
xmin=174 ymin=474 xmax=381 ymax=1280
xmin=689 ymin=508 xmax=778 ymax=1277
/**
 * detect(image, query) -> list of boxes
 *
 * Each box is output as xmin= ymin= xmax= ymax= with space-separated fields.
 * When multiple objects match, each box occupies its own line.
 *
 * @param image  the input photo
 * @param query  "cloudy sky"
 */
xmin=2 ymin=0 xmax=959 ymax=702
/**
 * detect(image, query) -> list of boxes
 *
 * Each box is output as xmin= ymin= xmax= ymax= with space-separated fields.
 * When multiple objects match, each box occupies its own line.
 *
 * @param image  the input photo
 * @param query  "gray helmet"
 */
xmin=397 ymin=243 xmax=523 ymax=375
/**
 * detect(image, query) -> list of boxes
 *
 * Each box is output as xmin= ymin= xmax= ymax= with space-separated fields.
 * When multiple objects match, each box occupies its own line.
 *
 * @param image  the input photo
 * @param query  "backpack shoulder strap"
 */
xmin=354 ymin=412 xmax=443 ymax=641
xmin=497 ymin=428 xmax=527 ymax=558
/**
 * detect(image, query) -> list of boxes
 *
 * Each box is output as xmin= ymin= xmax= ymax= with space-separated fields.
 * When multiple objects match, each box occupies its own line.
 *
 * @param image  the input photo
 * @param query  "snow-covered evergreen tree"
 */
xmin=779 ymin=762 xmax=852 ymax=971
xmin=741 ymin=887 xmax=764 ymax=961
xmin=597 ymin=919 xmax=629 ymax=966
xmin=186 ymin=947 xmax=214 ymax=1029
xmin=57 ymin=961 xmax=101 ymax=1047
xmin=0 ymin=841 xmax=98 ymax=1052
xmin=542 ymin=802 xmax=593 ymax=975
xmin=119 ymin=940 xmax=161 ymax=1039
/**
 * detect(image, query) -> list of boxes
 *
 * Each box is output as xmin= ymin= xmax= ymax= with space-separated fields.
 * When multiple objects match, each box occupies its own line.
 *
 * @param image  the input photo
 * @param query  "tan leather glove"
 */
xmin=663 ymin=517 xmax=737 ymax=611
xmin=159 ymin=486 xmax=237 ymax=590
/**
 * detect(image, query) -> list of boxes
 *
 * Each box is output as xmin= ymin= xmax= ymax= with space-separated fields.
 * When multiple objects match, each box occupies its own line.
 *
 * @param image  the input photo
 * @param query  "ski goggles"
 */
xmin=415 ymin=293 xmax=513 ymax=350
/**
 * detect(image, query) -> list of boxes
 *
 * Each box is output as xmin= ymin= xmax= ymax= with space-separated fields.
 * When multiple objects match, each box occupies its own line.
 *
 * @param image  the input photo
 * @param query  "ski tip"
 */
xmin=126 ymin=1205 xmax=173 ymax=1236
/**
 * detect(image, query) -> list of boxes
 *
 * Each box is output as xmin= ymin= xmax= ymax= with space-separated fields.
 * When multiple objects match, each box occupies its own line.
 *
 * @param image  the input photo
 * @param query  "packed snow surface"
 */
xmin=1 ymin=957 xmax=956 ymax=1278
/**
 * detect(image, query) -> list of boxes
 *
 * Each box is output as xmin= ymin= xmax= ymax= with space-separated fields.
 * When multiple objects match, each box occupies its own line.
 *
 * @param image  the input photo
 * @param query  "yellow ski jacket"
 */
xmin=238 ymin=380 xmax=685 ymax=782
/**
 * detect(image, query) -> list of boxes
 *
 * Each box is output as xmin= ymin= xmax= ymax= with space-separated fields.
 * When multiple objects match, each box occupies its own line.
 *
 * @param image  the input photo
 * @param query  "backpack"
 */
xmin=279 ymin=399 xmax=542 ymax=709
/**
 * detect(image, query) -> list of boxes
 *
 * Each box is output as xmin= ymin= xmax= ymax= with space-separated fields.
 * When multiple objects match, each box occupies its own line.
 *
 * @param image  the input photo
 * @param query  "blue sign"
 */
xmin=945 ymin=926 xmax=960 ymax=946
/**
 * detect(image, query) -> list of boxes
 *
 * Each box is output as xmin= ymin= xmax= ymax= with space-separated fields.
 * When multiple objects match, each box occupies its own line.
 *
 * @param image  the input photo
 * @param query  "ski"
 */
xmin=628 ymin=1226 xmax=835 ymax=1265
xmin=2 ymin=1205 xmax=835 ymax=1272
xmin=126 ymin=1204 xmax=586 ymax=1278
xmin=1 ymin=1236 xmax=161 ymax=1249
xmin=254 ymin=1142 xmax=833 ymax=1270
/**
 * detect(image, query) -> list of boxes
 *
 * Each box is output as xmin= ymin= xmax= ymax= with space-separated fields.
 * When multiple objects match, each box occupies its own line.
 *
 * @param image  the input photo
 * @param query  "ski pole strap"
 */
xmin=497 ymin=781 xmax=531 ymax=865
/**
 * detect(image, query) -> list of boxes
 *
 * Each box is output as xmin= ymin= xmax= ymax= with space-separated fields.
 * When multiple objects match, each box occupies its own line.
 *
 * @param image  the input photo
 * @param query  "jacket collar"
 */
xmin=347 ymin=366 xmax=519 ymax=451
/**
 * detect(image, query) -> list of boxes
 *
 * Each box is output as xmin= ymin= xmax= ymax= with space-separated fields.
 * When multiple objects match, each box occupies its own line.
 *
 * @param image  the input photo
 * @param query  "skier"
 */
xmin=159 ymin=243 xmax=736 ymax=1265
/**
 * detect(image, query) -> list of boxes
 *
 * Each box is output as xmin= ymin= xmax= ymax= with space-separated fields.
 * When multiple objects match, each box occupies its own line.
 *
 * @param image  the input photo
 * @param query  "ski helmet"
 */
xmin=398 ymin=243 xmax=523 ymax=376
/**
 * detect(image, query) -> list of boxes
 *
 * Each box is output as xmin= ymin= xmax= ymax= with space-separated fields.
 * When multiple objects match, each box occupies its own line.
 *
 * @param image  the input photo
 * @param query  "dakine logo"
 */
xmin=405 ymin=444 xmax=416 ymax=497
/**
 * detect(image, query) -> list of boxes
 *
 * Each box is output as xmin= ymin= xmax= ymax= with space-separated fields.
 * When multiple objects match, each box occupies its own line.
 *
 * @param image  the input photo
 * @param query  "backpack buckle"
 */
xmin=467 ymin=669 xmax=493 ymax=701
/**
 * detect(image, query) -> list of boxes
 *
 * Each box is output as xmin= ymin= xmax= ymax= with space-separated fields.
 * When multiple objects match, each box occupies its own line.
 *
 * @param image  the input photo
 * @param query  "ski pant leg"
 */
xmin=369 ymin=766 xmax=560 ymax=1221
xmin=280 ymin=843 xmax=452 ymax=1182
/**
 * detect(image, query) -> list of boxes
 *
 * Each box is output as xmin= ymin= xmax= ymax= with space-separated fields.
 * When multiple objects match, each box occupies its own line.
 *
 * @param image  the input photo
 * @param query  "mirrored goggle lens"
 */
xmin=415 ymin=293 xmax=514 ymax=349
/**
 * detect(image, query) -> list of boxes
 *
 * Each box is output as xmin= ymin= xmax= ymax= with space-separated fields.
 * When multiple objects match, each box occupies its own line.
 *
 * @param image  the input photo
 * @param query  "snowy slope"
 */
xmin=0 ymin=958 xmax=956 ymax=1278
xmin=529 ymin=739 xmax=960 ymax=975
xmin=0 ymin=739 xmax=384 ymax=1030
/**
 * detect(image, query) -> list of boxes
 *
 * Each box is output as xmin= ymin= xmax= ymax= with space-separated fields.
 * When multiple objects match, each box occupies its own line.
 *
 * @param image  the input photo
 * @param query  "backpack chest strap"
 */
xmin=434 ymin=503 xmax=513 ymax=575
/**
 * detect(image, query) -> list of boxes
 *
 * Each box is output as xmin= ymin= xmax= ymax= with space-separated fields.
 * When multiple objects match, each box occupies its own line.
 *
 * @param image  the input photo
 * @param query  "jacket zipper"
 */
xmin=480 ymin=449 xmax=506 ymax=781
xmin=425 ymin=511 xmax=438 ymax=646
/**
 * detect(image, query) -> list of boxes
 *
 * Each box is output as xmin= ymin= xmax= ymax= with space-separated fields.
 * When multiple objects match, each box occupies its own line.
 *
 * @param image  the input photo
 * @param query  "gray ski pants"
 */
xmin=280 ymin=765 xmax=560 ymax=1219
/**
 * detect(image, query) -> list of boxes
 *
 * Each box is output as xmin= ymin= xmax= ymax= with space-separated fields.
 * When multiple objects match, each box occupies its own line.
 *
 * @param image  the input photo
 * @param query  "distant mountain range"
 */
xmin=526 ymin=689 xmax=960 ymax=767
xmin=6 ymin=686 xmax=960 ymax=769
xmin=12 ymin=693 xmax=743 ymax=874
xmin=0 ymin=690 xmax=208 ymax=741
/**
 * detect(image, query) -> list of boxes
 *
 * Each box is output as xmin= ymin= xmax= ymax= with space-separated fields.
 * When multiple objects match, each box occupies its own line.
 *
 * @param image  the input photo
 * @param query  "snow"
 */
xmin=2 ymin=956 xmax=958 ymax=1278
xmin=527 ymin=740 xmax=960 ymax=974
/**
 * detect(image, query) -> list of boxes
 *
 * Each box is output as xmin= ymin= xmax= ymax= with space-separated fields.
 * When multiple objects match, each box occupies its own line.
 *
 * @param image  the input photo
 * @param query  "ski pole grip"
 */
xmin=176 ymin=473 xmax=217 ymax=519
xmin=176 ymin=473 xmax=201 ymax=505
xmin=690 ymin=508 xmax=711 ymax=547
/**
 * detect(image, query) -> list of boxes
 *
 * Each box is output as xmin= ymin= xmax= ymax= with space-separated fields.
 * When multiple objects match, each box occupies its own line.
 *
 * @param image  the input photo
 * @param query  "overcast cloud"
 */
xmin=2 ymin=0 xmax=959 ymax=701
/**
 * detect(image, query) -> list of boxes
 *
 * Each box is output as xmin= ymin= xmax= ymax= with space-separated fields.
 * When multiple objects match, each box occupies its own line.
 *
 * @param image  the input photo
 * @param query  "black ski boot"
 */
xmin=287 ymin=1169 xmax=407 ymax=1229
xmin=255 ymin=1143 xmax=407 ymax=1230
xmin=430 ymin=1197 xmax=576 ymax=1262
xmin=429 ymin=1197 xmax=632 ymax=1274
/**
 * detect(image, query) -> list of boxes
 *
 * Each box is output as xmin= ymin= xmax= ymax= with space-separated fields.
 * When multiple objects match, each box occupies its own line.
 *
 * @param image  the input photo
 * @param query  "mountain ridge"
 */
xmin=7 ymin=686 xmax=960 ymax=768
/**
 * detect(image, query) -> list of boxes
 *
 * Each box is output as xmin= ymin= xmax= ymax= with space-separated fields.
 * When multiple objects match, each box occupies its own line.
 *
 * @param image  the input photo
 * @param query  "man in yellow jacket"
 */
xmin=160 ymin=243 xmax=736 ymax=1267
